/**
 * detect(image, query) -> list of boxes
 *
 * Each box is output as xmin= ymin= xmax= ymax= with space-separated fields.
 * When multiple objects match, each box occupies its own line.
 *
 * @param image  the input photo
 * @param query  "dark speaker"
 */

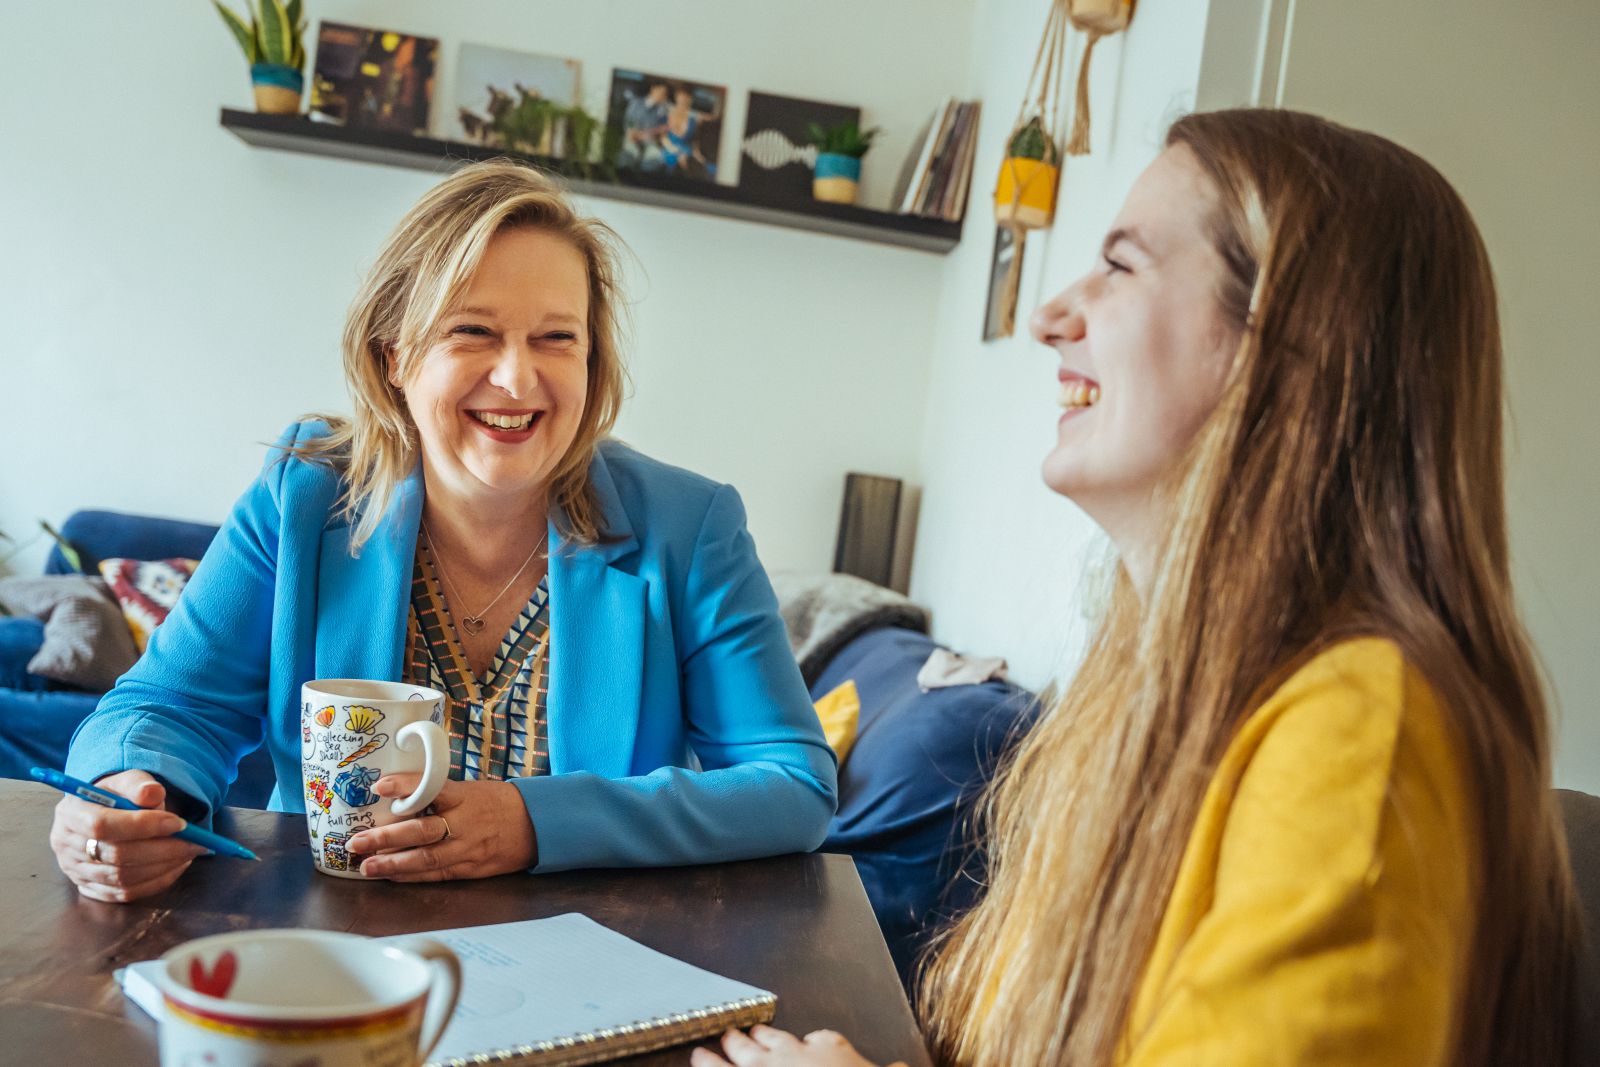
xmin=833 ymin=473 xmax=902 ymax=588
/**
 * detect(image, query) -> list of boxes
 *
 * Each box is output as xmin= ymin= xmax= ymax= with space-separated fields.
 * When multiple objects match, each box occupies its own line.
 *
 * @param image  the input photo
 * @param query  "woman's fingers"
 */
xmin=75 ymin=858 xmax=194 ymax=903
xmin=66 ymin=832 xmax=206 ymax=869
xmin=358 ymin=837 xmax=466 ymax=880
xmin=750 ymin=1025 xmax=803 ymax=1051
xmin=46 ymin=769 xmax=200 ymax=904
xmin=351 ymin=780 xmax=533 ymax=881
xmin=692 ymin=1027 xmax=877 ymax=1067
xmin=717 ymin=1028 xmax=769 ymax=1065
xmin=347 ymin=812 xmax=449 ymax=857
xmin=53 ymin=797 xmax=185 ymax=844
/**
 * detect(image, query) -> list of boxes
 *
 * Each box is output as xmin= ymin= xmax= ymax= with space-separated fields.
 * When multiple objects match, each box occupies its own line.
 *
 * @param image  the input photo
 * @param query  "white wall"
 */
xmin=907 ymin=0 xmax=1600 ymax=792
xmin=0 ymin=0 xmax=974 ymax=579
xmin=1270 ymin=0 xmax=1600 ymax=791
xmin=909 ymin=0 xmax=1214 ymax=689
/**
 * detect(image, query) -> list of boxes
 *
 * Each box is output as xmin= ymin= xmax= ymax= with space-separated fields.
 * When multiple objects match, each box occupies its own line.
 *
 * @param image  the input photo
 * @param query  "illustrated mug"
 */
xmin=149 ymin=927 xmax=461 ymax=1067
xmin=301 ymin=679 xmax=449 ymax=878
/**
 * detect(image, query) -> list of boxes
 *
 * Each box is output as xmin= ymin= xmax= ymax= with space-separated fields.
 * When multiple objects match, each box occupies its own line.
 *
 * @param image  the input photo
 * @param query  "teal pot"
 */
xmin=250 ymin=63 xmax=304 ymax=114
xmin=813 ymin=152 xmax=862 ymax=204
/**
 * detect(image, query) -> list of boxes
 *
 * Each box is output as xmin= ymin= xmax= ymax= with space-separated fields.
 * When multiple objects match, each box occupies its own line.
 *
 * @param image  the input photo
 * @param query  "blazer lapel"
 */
xmin=546 ymin=447 xmax=645 ymax=777
xmin=314 ymin=467 xmax=423 ymax=684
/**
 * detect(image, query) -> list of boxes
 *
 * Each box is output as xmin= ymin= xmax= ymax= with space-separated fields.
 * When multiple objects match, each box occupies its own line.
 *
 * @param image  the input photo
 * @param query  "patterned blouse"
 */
xmin=403 ymin=540 xmax=552 ymax=781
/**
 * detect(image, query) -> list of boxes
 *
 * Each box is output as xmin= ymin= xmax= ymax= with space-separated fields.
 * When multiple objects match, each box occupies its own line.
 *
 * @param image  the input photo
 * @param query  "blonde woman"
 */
xmin=695 ymin=109 xmax=1580 ymax=1066
xmin=49 ymin=161 xmax=837 ymax=901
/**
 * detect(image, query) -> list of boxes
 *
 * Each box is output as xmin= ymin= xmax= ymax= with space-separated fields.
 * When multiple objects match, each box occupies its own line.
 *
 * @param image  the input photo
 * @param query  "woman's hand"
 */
xmin=347 ymin=775 xmax=536 ymax=881
xmin=48 ymin=770 xmax=206 ymax=903
xmin=690 ymin=1026 xmax=896 ymax=1067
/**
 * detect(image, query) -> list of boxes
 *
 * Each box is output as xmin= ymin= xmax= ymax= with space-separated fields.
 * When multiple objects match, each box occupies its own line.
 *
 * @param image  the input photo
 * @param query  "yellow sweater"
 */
xmin=1120 ymin=638 xmax=1479 ymax=1066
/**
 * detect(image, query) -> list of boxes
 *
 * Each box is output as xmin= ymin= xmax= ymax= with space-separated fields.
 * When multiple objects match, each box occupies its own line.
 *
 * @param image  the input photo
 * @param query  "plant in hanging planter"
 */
xmin=212 ymin=0 xmax=309 ymax=115
xmin=807 ymin=121 xmax=880 ymax=206
xmin=995 ymin=114 xmax=1062 ymax=229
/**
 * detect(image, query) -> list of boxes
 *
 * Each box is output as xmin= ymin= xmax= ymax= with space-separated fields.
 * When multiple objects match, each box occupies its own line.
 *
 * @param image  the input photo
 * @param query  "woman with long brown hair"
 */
xmin=694 ymin=108 xmax=1581 ymax=1066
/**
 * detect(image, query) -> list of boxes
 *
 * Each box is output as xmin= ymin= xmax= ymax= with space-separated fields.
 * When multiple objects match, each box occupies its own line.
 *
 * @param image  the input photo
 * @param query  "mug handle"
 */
xmin=389 ymin=721 xmax=449 ymax=818
xmin=391 ymin=936 xmax=462 ymax=1061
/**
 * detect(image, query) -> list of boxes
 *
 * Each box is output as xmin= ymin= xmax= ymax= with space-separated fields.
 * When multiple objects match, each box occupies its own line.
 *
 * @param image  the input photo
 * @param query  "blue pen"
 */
xmin=29 ymin=767 xmax=260 ymax=861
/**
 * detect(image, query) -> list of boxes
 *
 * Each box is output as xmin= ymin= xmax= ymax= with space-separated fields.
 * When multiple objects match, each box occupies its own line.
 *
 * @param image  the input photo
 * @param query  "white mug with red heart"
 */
xmin=148 ymin=927 xmax=461 ymax=1067
xmin=300 ymin=679 xmax=451 ymax=878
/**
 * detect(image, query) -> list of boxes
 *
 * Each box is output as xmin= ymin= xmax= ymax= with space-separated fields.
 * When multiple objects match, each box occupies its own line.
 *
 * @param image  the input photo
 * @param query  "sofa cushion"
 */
xmin=0 ymin=576 xmax=139 ymax=691
xmin=98 ymin=558 xmax=199 ymax=652
xmin=817 ymin=626 xmax=1038 ymax=986
xmin=813 ymin=679 xmax=862 ymax=764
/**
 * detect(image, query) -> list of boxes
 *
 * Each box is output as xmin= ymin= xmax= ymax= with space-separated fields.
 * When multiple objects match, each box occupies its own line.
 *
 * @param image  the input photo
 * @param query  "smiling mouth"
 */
xmin=468 ymin=410 xmax=540 ymax=431
xmin=1058 ymin=380 xmax=1101 ymax=410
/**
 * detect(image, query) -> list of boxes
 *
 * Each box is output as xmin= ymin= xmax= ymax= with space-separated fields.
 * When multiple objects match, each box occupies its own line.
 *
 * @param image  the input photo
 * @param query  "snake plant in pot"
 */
xmin=807 ymin=121 xmax=880 ymax=205
xmin=213 ymin=0 xmax=309 ymax=114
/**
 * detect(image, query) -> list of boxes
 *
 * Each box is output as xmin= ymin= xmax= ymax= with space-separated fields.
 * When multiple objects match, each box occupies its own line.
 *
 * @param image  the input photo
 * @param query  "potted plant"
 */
xmin=994 ymin=114 xmax=1061 ymax=228
xmin=489 ymin=91 xmax=621 ymax=180
xmin=807 ymin=121 xmax=880 ymax=205
xmin=212 ymin=0 xmax=309 ymax=115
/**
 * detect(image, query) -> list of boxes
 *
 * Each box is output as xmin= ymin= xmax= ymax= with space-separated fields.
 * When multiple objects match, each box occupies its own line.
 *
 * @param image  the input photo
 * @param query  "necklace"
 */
xmin=423 ymin=524 xmax=548 ymax=636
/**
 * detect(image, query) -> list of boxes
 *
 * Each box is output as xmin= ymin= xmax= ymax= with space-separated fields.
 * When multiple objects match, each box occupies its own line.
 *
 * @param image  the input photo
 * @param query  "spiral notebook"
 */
xmin=118 ymin=913 xmax=776 ymax=1066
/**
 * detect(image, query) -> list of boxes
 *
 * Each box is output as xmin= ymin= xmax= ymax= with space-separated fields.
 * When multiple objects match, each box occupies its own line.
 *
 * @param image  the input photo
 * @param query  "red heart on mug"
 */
xmin=189 ymin=950 xmax=238 ymax=998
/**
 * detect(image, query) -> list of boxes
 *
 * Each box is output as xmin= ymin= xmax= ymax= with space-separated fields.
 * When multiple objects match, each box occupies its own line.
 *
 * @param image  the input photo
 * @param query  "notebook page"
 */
xmin=383 ymin=913 xmax=773 ymax=1062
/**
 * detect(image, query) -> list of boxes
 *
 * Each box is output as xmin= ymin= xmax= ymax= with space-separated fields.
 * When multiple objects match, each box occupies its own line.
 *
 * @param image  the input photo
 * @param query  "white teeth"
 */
xmin=1057 ymin=381 xmax=1100 ymax=409
xmin=471 ymin=411 xmax=536 ymax=430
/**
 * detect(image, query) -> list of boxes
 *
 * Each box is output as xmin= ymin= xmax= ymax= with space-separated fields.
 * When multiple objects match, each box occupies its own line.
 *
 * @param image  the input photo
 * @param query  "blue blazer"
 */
xmin=67 ymin=422 xmax=837 ymax=871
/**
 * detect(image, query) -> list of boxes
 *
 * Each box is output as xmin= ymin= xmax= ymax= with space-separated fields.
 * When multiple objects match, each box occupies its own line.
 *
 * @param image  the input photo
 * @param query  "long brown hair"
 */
xmin=295 ymin=159 xmax=629 ymax=551
xmin=920 ymin=109 xmax=1578 ymax=1065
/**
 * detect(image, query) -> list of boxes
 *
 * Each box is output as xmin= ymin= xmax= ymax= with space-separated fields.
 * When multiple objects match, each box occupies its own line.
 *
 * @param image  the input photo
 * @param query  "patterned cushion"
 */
xmin=97 ymin=558 xmax=199 ymax=652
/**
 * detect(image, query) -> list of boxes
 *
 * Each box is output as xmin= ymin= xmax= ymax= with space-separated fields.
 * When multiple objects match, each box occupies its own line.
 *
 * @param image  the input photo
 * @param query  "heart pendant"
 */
xmin=462 ymin=615 xmax=486 ymax=635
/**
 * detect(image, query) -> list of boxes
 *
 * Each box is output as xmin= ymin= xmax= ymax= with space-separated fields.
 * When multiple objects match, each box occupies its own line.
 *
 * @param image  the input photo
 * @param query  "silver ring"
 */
xmin=438 ymin=816 xmax=453 ymax=841
xmin=86 ymin=837 xmax=103 ymax=863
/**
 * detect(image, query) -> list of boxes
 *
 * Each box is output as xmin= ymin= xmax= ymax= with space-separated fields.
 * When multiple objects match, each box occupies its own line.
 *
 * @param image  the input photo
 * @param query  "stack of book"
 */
xmin=892 ymin=98 xmax=983 ymax=221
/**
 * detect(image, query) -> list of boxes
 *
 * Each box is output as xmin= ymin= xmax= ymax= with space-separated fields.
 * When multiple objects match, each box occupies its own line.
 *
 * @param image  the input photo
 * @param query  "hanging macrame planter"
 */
xmin=988 ymin=0 xmax=1135 ymax=338
xmin=1064 ymin=0 xmax=1136 ymax=156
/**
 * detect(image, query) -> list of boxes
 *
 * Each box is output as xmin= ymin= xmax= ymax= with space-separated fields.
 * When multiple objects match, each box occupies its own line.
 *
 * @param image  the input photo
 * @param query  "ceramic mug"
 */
xmin=149 ymin=928 xmax=461 ymax=1067
xmin=301 ymin=679 xmax=450 ymax=878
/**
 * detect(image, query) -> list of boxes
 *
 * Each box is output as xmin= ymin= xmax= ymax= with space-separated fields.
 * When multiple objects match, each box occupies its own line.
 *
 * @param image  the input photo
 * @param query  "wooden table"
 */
xmin=0 ymin=779 xmax=931 ymax=1067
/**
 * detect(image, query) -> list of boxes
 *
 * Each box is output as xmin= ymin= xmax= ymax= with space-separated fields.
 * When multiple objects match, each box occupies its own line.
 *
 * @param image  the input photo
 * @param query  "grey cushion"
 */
xmin=769 ymin=570 xmax=930 ymax=686
xmin=0 ymin=575 xmax=138 ymax=691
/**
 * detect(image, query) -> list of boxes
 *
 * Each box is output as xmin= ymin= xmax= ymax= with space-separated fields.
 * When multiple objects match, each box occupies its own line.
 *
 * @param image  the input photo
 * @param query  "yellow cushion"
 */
xmin=813 ymin=679 xmax=862 ymax=765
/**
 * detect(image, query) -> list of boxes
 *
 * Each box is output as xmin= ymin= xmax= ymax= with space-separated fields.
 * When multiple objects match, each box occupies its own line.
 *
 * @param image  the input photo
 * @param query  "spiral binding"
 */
xmin=431 ymin=994 xmax=777 ymax=1067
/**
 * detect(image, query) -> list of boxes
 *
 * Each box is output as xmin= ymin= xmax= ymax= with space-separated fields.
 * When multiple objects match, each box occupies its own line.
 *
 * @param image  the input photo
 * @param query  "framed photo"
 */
xmin=309 ymin=22 xmax=439 ymax=135
xmin=606 ymin=69 xmax=725 ymax=181
xmin=739 ymin=91 xmax=860 ymax=203
xmin=983 ymin=226 xmax=1024 ymax=342
xmin=452 ymin=44 xmax=580 ymax=148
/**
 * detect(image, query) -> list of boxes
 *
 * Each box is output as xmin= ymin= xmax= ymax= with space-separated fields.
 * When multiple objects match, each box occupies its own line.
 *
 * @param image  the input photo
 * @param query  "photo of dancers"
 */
xmin=607 ymin=69 xmax=725 ymax=181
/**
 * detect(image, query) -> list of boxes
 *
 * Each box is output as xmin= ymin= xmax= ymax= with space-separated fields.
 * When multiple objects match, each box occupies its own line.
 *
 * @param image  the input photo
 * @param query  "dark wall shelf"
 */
xmin=220 ymin=109 xmax=964 ymax=254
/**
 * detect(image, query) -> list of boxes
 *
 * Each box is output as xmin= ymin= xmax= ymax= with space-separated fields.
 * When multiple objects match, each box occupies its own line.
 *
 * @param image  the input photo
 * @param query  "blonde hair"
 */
xmin=294 ymin=159 xmax=629 ymax=550
xmin=920 ymin=109 xmax=1579 ymax=1065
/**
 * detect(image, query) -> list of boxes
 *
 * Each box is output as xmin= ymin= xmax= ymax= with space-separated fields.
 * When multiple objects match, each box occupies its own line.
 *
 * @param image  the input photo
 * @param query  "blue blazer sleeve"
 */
xmin=63 ymin=446 xmax=288 ymax=820
xmin=515 ymin=485 xmax=838 ymax=871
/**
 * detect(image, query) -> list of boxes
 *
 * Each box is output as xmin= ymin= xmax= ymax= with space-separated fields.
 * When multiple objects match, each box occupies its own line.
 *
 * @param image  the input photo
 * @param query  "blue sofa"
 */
xmin=0 ymin=510 xmax=276 ymax=808
xmin=815 ymin=625 xmax=1038 ymax=985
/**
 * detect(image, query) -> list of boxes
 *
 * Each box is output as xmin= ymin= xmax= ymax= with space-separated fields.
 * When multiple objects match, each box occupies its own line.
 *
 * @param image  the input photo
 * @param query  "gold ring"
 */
xmin=438 ymin=816 xmax=453 ymax=841
xmin=86 ymin=837 xmax=103 ymax=863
